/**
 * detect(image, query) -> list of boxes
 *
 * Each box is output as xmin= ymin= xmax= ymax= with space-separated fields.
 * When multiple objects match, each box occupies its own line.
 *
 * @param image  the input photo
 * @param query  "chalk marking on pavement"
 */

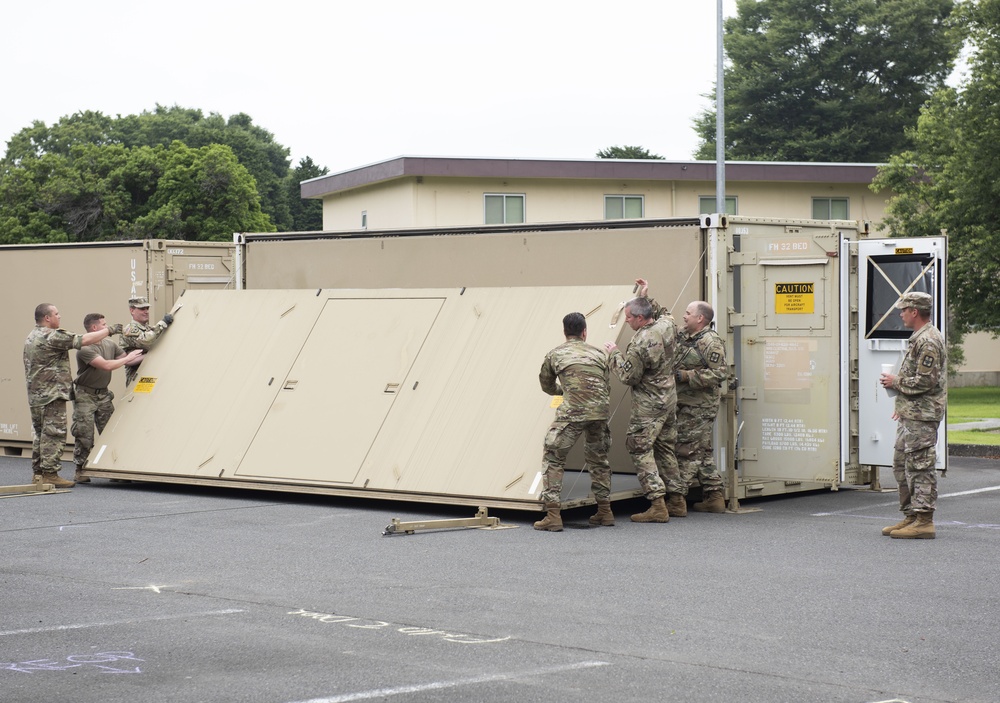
xmin=111 ymin=584 xmax=176 ymax=594
xmin=812 ymin=484 xmax=1000 ymax=516
xmin=287 ymin=660 xmax=611 ymax=703
xmin=0 ymin=609 xmax=245 ymax=637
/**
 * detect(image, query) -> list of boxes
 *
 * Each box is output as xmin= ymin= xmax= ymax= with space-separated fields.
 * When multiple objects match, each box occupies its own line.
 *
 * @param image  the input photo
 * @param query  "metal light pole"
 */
xmin=715 ymin=0 xmax=726 ymax=214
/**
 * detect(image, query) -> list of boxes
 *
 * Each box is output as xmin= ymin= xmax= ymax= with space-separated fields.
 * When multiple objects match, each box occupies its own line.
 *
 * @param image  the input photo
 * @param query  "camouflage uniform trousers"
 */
xmin=676 ymin=403 xmax=723 ymax=496
xmin=30 ymin=401 xmax=67 ymax=476
xmin=540 ymin=420 xmax=612 ymax=503
xmin=892 ymin=418 xmax=939 ymax=514
xmin=71 ymin=388 xmax=115 ymax=470
xmin=625 ymin=406 xmax=683 ymax=499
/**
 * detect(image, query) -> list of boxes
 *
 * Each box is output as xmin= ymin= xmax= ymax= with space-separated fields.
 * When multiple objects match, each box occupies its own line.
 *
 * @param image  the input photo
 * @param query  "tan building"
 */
xmin=301 ymin=155 xmax=995 ymax=386
xmin=301 ymin=156 xmax=890 ymax=231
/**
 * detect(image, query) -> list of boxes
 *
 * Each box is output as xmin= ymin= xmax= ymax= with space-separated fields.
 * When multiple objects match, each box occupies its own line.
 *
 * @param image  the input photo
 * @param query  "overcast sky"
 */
xmin=7 ymin=1 xmax=739 ymax=174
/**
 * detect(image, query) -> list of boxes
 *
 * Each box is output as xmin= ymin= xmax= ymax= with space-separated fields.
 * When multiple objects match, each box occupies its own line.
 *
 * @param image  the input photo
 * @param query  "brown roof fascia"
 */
xmin=300 ymin=157 xmax=881 ymax=199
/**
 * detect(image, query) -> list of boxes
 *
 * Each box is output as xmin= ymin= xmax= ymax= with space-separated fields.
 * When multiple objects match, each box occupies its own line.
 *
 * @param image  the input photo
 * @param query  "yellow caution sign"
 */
xmin=133 ymin=377 xmax=157 ymax=394
xmin=775 ymin=282 xmax=815 ymax=314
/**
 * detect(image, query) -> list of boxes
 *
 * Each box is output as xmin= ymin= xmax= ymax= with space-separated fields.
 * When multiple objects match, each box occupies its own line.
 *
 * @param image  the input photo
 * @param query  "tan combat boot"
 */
xmin=588 ymin=500 xmax=615 ymax=526
xmin=631 ymin=497 xmax=669 ymax=523
xmin=533 ymin=503 xmax=563 ymax=532
xmin=692 ymin=491 xmax=726 ymax=513
xmin=74 ymin=466 xmax=91 ymax=484
xmin=667 ymin=493 xmax=688 ymax=517
xmin=890 ymin=511 xmax=935 ymax=539
xmin=38 ymin=472 xmax=75 ymax=488
xmin=881 ymin=515 xmax=915 ymax=536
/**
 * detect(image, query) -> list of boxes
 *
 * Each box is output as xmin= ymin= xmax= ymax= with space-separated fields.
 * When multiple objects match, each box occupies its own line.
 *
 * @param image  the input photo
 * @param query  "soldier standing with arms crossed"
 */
xmin=880 ymin=291 xmax=946 ymax=539
xmin=24 ymin=304 xmax=123 ymax=487
xmin=604 ymin=279 xmax=682 ymax=523
xmin=673 ymin=301 xmax=729 ymax=514
xmin=534 ymin=312 xmax=614 ymax=532
xmin=71 ymin=313 xmax=143 ymax=483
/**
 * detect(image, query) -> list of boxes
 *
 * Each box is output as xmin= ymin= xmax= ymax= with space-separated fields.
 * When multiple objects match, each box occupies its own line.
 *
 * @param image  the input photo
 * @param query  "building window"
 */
xmin=812 ymin=197 xmax=849 ymax=220
xmin=361 ymin=210 xmax=367 ymax=229
xmin=484 ymin=194 xmax=525 ymax=224
xmin=699 ymin=196 xmax=737 ymax=215
xmin=605 ymin=195 xmax=644 ymax=219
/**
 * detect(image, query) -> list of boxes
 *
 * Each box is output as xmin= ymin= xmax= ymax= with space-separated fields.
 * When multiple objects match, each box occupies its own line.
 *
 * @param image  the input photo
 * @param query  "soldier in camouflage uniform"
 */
xmin=879 ymin=291 xmax=946 ymax=540
xmin=604 ymin=283 xmax=681 ymax=523
xmin=672 ymin=301 xmax=729 ymax=515
xmin=120 ymin=296 xmax=174 ymax=386
xmin=534 ymin=312 xmax=614 ymax=531
xmin=23 ymin=304 xmax=122 ymax=487
xmin=71 ymin=313 xmax=143 ymax=483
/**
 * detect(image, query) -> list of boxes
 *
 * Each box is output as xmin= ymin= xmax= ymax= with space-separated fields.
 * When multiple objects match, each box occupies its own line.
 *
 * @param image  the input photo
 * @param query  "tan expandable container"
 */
xmin=1 ymin=240 xmax=235 ymax=457
xmin=86 ymin=286 xmax=643 ymax=510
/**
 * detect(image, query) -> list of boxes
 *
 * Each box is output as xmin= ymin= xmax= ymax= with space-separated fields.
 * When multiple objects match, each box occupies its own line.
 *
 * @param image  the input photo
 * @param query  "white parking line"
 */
xmin=0 ymin=609 xmax=245 ymax=637
xmin=813 ymin=485 xmax=1000 ymax=516
xmin=287 ymin=660 xmax=611 ymax=703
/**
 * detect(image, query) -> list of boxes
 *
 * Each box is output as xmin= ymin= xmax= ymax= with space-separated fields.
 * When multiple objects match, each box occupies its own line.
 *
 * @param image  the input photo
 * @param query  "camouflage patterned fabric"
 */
xmin=676 ymin=404 xmax=723 ymax=495
xmin=539 ymin=339 xmax=611 ymax=421
xmin=24 ymin=325 xmax=83 ymax=477
xmin=29 ymin=399 xmax=67 ymax=476
xmin=538 ymin=338 xmax=613 ymax=502
xmin=675 ymin=327 xmax=728 ymax=494
xmin=890 ymin=322 xmax=946 ymax=514
xmin=121 ymin=320 xmax=167 ymax=385
xmin=71 ymin=388 xmax=115 ymax=470
xmin=609 ymin=313 xmax=681 ymax=497
xmin=23 ymin=326 xmax=82 ymax=407
xmin=539 ymin=421 xmax=612 ymax=502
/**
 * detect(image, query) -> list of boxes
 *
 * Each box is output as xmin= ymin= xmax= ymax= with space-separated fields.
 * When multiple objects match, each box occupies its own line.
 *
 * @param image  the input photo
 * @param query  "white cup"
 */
xmin=881 ymin=363 xmax=893 ymax=376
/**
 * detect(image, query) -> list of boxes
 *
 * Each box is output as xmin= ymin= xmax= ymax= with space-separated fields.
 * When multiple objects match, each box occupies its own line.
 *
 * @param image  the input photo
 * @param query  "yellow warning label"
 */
xmin=550 ymin=396 xmax=564 ymax=408
xmin=775 ymin=283 xmax=815 ymax=314
xmin=133 ymin=377 xmax=157 ymax=394
xmin=894 ymin=247 xmax=913 ymax=254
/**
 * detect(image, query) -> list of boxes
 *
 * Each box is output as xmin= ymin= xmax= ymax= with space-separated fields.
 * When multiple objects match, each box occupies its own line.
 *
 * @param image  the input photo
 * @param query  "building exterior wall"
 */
xmin=953 ymin=331 xmax=1000 ymax=387
xmin=320 ymin=176 xmax=890 ymax=231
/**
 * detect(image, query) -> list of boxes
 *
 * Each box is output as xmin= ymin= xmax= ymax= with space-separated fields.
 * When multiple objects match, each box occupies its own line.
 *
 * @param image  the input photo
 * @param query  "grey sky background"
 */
xmin=4 ymin=1 xmax=745 ymax=174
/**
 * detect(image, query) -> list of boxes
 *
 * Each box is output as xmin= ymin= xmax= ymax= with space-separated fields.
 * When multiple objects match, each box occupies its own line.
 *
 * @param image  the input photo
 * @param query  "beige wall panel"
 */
xmin=245 ymin=225 xmax=704 ymax=308
xmin=87 ymin=286 xmax=637 ymax=509
xmin=0 ymin=241 xmax=233 ymax=455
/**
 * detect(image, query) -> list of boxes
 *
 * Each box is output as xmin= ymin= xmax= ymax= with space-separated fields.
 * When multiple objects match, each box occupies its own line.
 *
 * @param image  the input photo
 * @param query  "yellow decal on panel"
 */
xmin=133 ymin=377 xmax=157 ymax=394
xmin=550 ymin=396 xmax=564 ymax=408
xmin=894 ymin=247 xmax=914 ymax=254
xmin=774 ymin=282 xmax=815 ymax=314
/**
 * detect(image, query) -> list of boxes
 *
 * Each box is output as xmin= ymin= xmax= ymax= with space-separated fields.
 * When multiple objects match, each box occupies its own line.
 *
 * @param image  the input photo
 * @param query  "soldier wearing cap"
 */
xmin=23 ymin=304 xmax=124 ymax=487
xmin=879 ymin=291 xmax=946 ymax=539
xmin=121 ymin=296 xmax=174 ymax=386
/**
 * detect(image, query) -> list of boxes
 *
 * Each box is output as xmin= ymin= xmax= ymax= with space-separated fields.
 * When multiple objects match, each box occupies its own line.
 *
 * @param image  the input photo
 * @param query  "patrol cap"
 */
xmin=128 ymin=296 xmax=151 ymax=309
xmin=895 ymin=292 xmax=932 ymax=312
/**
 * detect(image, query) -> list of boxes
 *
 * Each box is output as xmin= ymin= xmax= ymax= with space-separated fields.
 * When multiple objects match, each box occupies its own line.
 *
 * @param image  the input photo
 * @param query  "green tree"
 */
xmin=0 ymin=141 xmax=272 ymax=243
xmin=695 ymin=0 xmax=962 ymax=162
xmin=285 ymin=157 xmax=329 ymax=232
xmin=596 ymin=145 xmax=664 ymax=159
xmin=873 ymin=0 xmax=1000 ymax=335
xmin=1 ymin=106 xmax=325 ymax=234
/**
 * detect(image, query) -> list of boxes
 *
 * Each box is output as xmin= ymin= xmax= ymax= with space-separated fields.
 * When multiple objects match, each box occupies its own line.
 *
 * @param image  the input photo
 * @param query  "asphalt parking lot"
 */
xmin=2 ymin=454 xmax=998 ymax=703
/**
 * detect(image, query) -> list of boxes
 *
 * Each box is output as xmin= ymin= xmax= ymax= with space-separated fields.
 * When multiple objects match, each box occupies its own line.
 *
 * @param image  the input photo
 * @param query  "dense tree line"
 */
xmin=0 ymin=106 xmax=327 ymax=243
xmin=694 ymin=0 xmax=962 ymax=162
xmin=873 ymin=0 xmax=1000 ymax=334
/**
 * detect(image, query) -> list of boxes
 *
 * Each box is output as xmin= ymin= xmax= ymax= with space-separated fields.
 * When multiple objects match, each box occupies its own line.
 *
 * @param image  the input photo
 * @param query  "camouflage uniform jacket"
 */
xmin=892 ymin=322 xmax=947 ymax=422
xmin=674 ymin=327 xmax=727 ymax=409
xmin=121 ymin=319 xmax=168 ymax=353
xmin=539 ymin=338 xmax=611 ymax=422
xmin=23 ymin=326 xmax=82 ymax=407
xmin=609 ymin=315 xmax=677 ymax=417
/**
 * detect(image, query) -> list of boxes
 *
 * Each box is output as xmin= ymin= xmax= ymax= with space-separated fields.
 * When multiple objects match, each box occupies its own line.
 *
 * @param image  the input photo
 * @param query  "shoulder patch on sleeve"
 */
xmin=921 ymin=354 xmax=935 ymax=368
xmin=709 ymin=351 xmax=720 ymax=363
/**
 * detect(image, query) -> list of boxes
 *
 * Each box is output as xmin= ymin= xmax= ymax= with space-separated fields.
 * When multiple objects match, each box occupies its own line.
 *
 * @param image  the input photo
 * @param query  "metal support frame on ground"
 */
xmin=382 ymin=507 xmax=516 ymax=536
xmin=0 ymin=482 xmax=71 ymax=498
